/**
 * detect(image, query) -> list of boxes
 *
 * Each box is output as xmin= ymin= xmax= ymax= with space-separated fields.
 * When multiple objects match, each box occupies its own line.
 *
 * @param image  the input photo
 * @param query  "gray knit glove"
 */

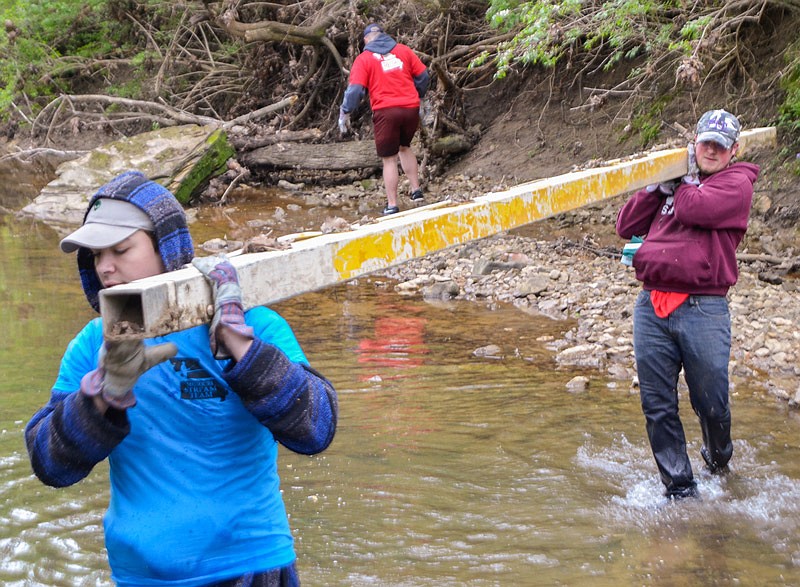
xmin=338 ymin=110 xmax=350 ymax=135
xmin=682 ymin=142 xmax=701 ymax=186
xmin=645 ymin=181 xmax=679 ymax=195
xmin=192 ymin=254 xmax=254 ymax=359
xmin=81 ymin=340 xmax=177 ymax=409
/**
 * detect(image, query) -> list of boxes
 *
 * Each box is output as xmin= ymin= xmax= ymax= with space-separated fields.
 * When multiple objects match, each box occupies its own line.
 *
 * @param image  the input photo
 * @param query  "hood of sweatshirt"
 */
xmin=364 ymin=33 xmax=397 ymax=55
xmin=76 ymin=171 xmax=195 ymax=312
xmin=700 ymin=160 xmax=760 ymax=185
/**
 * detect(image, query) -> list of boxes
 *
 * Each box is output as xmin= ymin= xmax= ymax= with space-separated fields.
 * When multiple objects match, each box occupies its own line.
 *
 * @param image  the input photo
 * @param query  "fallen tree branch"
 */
xmin=216 ymin=6 xmax=349 ymax=74
xmin=240 ymin=139 xmax=380 ymax=171
xmin=0 ymin=147 xmax=87 ymax=163
xmin=223 ymin=95 xmax=298 ymax=129
xmin=32 ymin=94 xmax=220 ymax=134
xmin=429 ymin=31 xmax=517 ymax=66
xmin=10 ymin=101 xmax=32 ymax=124
xmin=32 ymin=94 xmax=298 ymax=135
xmin=219 ymin=169 xmax=247 ymax=205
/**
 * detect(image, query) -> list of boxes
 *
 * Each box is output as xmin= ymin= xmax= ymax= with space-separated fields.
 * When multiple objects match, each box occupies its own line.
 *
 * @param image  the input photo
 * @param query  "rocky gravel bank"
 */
xmin=375 ymin=197 xmax=800 ymax=407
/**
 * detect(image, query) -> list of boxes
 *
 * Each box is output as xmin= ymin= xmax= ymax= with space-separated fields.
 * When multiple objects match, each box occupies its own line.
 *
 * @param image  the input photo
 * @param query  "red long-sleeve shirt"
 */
xmin=348 ymin=41 xmax=426 ymax=111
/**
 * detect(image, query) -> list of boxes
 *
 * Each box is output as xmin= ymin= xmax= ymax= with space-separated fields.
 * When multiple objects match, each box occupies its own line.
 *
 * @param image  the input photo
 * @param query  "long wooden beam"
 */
xmin=100 ymin=127 xmax=777 ymax=339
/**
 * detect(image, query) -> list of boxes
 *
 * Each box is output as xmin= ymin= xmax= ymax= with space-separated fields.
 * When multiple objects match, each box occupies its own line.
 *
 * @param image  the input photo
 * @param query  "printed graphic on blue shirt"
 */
xmin=169 ymin=357 xmax=229 ymax=401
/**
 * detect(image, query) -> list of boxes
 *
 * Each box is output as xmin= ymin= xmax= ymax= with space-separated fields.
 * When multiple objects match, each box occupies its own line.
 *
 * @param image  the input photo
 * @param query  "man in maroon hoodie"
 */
xmin=616 ymin=110 xmax=760 ymax=499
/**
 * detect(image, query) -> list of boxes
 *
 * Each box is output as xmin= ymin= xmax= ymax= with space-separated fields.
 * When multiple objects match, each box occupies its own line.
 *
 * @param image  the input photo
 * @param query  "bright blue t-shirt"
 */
xmin=53 ymin=307 xmax=307 ymax=586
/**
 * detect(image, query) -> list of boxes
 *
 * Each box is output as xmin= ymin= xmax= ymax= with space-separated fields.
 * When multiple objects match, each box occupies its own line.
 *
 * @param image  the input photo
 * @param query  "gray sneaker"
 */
xmin=410 ymin=189 xmax=424 ymax=201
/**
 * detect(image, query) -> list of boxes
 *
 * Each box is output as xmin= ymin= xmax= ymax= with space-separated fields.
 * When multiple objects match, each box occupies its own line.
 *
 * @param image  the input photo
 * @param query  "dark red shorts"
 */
xmin=373 ymin=107 xmax=419 ymax=158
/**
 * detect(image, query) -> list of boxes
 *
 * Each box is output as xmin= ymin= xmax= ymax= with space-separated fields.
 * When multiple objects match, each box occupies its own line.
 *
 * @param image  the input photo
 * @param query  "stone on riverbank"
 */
xmin=17 ymin=124 xmax=232 ymax=227
xmin=380 ymin=205 xmax=800 ymax=407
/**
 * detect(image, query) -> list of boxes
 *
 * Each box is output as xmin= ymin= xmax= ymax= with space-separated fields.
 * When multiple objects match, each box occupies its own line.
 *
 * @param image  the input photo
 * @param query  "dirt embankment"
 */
xmin=445 ymin=63 xmax=800 ymax=242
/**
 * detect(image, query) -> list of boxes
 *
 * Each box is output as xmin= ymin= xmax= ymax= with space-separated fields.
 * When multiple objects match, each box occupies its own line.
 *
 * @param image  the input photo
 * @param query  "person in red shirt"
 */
xmin=339 ymin=23 xmax=430 ymax=215
xmin=616 ymin=110 xmax=759 ymax=500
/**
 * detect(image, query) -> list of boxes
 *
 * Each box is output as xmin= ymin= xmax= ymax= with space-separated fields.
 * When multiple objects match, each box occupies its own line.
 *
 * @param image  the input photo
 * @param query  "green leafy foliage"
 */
xmin=478 ymin=0 xmax=800 ymax=144
xmin=484 ymin=0 xmax=583 ymax=73
xmin=0 ymin=0 xmax=115 ymax=117
xmin=779 ymin=41 xmax=800 ymax=134
xmin=0 ymin=0 xmax=176 ymax=121
xmin=480 ymin=0 xmax=674 ymax=77
xmin=627 ymin=95 xmax=671 ymax=147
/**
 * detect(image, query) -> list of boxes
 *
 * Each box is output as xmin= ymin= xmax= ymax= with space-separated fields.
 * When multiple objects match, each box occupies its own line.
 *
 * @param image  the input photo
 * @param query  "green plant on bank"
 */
xmin=626 ymin=95 xmax=671 ymax=147
xmin=779 ymin=39 xmax=800 ymax=136
xmin=0 ymin=0 xmax=176 ymax=122
xmin=630 ymin=114 xmax=661 ymax=147
xmin=776 ymin=147 xmax=800 ymax=177
xmin=475 ymin=0 xmax=701 ymax=79
xmin=1 ymin=0 xmax=108 ymax=118
xmin=784 ymin=155 xmax=800 ymax=177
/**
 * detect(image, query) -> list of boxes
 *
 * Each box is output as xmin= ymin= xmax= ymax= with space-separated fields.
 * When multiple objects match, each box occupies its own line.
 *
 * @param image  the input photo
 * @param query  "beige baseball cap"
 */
xmin=60 ymin=198 xmax=154 ymax=253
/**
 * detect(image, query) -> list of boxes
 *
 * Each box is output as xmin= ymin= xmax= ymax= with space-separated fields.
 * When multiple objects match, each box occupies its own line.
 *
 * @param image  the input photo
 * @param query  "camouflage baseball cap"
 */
xmin=696 ymin=109 xmax=741 ymax=149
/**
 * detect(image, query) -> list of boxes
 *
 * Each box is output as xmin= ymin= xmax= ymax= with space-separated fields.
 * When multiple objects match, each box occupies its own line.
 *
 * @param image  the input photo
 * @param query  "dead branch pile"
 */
xmin=10 ymin=0 xmax=797 ymax=190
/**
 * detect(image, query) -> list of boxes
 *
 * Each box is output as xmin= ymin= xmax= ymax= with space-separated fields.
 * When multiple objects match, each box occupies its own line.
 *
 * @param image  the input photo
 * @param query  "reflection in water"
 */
xmin=2 ymin=210 xmax=800 ymax=586
xmin=356 ymin=297 xmax=428 ymax=376
xmin=276 ymin=284 xmax=800 ymax=587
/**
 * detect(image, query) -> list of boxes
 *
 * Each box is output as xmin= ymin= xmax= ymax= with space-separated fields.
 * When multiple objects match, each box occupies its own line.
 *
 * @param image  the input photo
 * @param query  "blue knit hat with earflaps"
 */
xmin=76 ymin=171 xmax=195 ymax=312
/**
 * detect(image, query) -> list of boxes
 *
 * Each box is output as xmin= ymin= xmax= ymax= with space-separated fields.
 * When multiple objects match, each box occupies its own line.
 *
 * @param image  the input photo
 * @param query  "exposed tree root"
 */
xmin=6 ymin=0 xmax=799 ymax=195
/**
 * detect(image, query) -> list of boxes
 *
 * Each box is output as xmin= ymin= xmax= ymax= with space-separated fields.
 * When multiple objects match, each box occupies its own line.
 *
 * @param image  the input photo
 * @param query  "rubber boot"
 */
xmin=699 ymin=417 xmax=733 ymax=474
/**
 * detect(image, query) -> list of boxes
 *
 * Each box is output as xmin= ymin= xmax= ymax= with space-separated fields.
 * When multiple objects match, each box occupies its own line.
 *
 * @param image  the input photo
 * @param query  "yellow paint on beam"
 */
xmin=100 ymin=127 xmax=777 ymax=338
xmin=332 ymin=128 xmax=776 ymax=280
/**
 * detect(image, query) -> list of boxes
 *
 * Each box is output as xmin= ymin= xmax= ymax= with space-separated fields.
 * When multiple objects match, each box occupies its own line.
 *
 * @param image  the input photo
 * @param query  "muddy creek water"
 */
xmin=2 ymin=187 xmax=800 ymax=587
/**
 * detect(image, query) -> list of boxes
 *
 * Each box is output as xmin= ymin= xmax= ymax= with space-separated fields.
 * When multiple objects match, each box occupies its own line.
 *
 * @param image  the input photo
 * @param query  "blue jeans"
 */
xmin=633 ymin=291 xmax=733 ymax=495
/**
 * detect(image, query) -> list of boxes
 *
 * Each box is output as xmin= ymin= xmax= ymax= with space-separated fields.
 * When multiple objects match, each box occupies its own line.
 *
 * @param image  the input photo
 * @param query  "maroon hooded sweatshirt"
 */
xmin=616 ymin=161 xmax=760 ymax=295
